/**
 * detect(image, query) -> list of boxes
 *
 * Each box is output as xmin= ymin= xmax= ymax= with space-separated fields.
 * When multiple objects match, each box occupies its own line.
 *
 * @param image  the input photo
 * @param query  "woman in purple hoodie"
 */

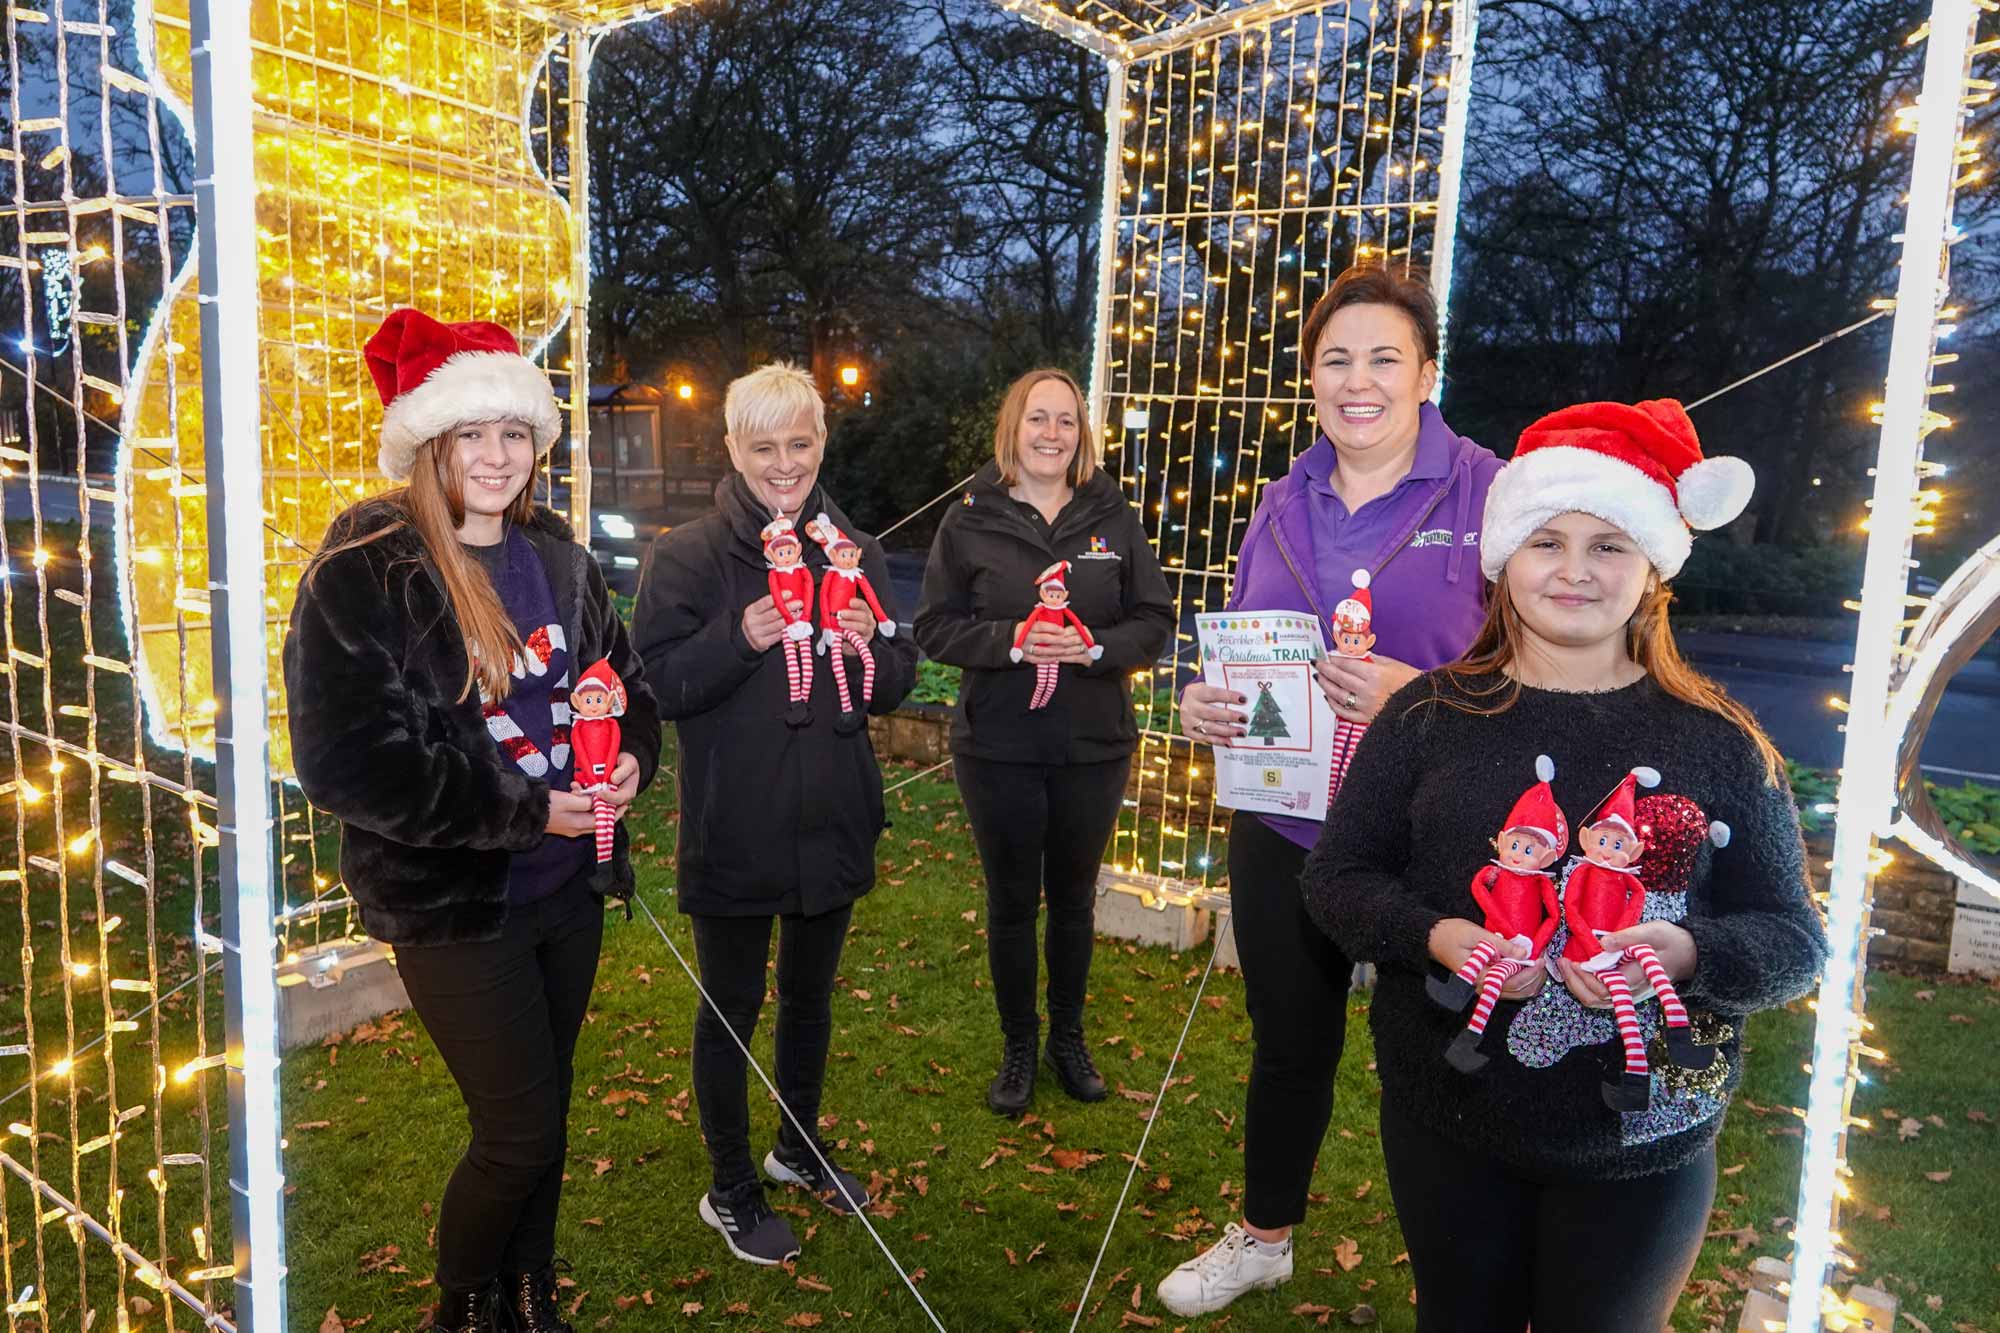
xmin=1156 ymin=265 xmax=1501 ymax=1317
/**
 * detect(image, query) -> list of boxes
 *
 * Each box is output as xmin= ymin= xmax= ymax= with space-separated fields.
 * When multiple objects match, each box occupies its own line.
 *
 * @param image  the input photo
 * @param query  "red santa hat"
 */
xmin=1036 ymin=560 xmax=1071 ymax=590
xmin=1479 ymin=399 xmax=1754 ymax=581
xmin=805 ymin=511 xmax=860 ymax=554
xmin=1500 ymin=754 xmax=1568 ymax=851
xmin=1333 ymin=568 xmax=1373 ymax=630
xmin=762 ymin=516 xmax=803 ymax=558
xmin=1583 ymin=765 xmax=1661 ymax=838
xmin=363 ymin=308 xmax=563 ymax=482
xmin=571 ymin=657 xmax=626 ymax=716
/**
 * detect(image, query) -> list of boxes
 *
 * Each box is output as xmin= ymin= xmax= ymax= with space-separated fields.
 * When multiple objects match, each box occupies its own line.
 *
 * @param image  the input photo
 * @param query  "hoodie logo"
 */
xmin=1409 ymin=528 xmax=1478 ymax=548
xmin=1076 ymin=535 xmax=1120 ymax=561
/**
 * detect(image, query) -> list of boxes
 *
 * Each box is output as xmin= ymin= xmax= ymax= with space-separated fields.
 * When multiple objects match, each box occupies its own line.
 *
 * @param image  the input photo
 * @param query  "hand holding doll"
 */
xmin=1429 ymin=755 xmax=1567 ymax=1073
xmin=1009 ymin=562 xmax=1102 ymax=710
xmin=1559 ymin=766 xmax=1719 ymax=1113
xmin=803 ymin=512 xmax=892 ymax=729
xmin=762 ymin=517 xmax=817 ymax=726
xmin=569 ymin=658 xmax=626 ymax=863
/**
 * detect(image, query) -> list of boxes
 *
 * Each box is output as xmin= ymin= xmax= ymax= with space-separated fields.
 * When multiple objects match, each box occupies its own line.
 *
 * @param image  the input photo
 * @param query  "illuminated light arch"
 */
xmin=1788 ymin=2 xmax=1990 ymax=1329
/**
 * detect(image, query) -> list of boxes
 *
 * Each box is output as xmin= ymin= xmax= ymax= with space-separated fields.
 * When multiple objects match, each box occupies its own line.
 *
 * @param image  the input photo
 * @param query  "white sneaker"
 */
xmin=1156 ymin=1222 xmax=1293 ymax=1316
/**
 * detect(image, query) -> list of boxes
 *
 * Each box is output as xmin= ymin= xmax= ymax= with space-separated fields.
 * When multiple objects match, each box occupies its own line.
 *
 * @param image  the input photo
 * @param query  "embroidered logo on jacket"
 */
xmin=1409 ymin=528 xmax=1480 ymax=548
xmin=1076 ymin=536 xmax=1120 ymax=561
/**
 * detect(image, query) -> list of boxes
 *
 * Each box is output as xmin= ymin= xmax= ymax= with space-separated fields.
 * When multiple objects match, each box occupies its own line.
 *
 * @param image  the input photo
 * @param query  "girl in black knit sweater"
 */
xmin=1302 ymin=399 xmax=1827 ymax=1333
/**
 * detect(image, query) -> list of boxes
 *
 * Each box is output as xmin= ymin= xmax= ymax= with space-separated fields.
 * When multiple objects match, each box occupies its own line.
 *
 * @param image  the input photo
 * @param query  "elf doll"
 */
xmin=1429 ymin=754 xmax=1567 ymax=1073
xmin=1561 ymin=766 xmax=1716 ymax=1112
xmin=569 ymin=657 xmax=626 ymax=864
xmin=762 ymin=517 xmax=816 ymax=724
xmin=1325 ymin=568 xmax=1375 ymax=808
xmin=1008 ymin=561 xmax=1103 ymax=710
xmin=802 ymin=512 xmax=896 ymax=723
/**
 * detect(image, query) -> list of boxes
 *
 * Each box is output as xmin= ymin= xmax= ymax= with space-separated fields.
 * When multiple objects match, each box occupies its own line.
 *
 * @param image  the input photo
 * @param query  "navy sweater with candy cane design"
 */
xmin=466 ymin=530 xmax=593 ymax=904
xmin=1301 ymin=670 xmax=1829 ymax=1181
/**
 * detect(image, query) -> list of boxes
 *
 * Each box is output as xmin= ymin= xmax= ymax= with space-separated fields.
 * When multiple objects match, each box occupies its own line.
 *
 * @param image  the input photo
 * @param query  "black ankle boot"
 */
xmin=503 ymin=1262 xmax=573 ymax=1333
xmin=1045 ymin=1026 xmax=1107 ymax=1102
xmin=987 ymin=1033 xmax=1037 ymax=1116
xmin=432 ymin=1284 xmax=502 ymax=1333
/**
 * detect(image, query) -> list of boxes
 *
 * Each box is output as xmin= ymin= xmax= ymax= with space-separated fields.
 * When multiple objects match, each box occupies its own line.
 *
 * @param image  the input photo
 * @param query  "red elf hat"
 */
xmin=1333 ymin=568 xmax=1373 ymax=631
xmin=1584 ymin=766 xmax=1662 ymax=838
xmin=761 ymin=516 xmax=802 ymax=557
xmin=1036 ymin=560 xmax=1071 ymax=590
xmin=805 ymin=511 xmax=860 ymax=553
xmin=572 ymin=657 xmax=626 ymax=716
xmin=1500 ymin=754 xmax=1568 ymax=851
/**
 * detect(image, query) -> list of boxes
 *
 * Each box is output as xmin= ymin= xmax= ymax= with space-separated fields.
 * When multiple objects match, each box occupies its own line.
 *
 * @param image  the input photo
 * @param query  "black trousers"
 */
xmin=395 ymin=887 xmax=603 ymax=1294
xmin=954 ymin=753 xmax=1132 ymax=1041
xmin=1228 ymin=810 xmax=1353 ymax=1230
xmin=689 ymin=905 xmax=853 ymax=1193
xmin=1381 ymin=1097 xmax=1716 ymax=1332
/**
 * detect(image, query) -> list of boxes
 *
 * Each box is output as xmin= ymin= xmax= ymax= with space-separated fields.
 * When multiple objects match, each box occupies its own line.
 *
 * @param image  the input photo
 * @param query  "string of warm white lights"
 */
xmin=1783 ymin=4 xmax=1991 ymax=1331
xmin=1087 ymin=0 xmax=1458 ymax=889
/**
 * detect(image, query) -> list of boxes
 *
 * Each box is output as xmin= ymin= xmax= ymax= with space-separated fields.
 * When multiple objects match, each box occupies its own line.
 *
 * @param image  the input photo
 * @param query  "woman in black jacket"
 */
xmin=631 ymin=362 xmax=917 ymax=1267
xmin=284 ymin=309 xmax=660 ymax=1333
xmin=914 ymin=369 xmax=1175 ymax=1116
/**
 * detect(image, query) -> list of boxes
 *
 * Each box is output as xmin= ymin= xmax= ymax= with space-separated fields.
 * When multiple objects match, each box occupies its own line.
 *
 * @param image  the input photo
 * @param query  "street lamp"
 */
xmin=839 ymin=364 xmax=860 ymax=388
xmin=676 ymin=382 xmax=693 ymax=401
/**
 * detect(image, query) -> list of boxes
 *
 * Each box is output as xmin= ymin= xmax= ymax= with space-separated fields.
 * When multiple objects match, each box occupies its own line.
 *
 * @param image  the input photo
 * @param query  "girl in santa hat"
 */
xmin=283 ymin=309 xmax=660 ymax=1333
xmin=1300 ymin=397 xmax=1827 ymax=1332
xmin=630 ymin=362 xmax=916 ymax=1269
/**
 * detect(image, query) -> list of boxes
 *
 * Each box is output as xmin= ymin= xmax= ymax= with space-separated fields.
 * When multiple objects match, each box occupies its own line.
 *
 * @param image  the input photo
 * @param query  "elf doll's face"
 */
xmin=1334 ymin=624 xmax=1375 ymax=658
xmin=1039 ymin=582 xmax=1069 ymax=609
xmin=1492 ymin=828 xmax=1559 ymax=871
xmin=573 ymin=684 xmax=614 ymax=719
xmin=832 ymin=544 xmax=862 ymax=571
xmin=1581 ymin=820 xmax=1642 ymax=869
xmin=768 ymin=536 xmax=802 ymax=568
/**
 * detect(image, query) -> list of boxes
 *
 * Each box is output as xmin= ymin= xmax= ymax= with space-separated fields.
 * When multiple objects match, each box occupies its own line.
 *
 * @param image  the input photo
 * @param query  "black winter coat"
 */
xmin=631 ymin=475 xmax=917 ymax=917
xmin=283 ymin=500 xmax=662 ymax=948
xmin=914 ymin=463 xmax=1175 ymax=765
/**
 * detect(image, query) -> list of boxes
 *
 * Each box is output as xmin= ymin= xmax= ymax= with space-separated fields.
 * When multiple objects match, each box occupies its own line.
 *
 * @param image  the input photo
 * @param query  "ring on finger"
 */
xmin=1193 ymin=719 xmax=1207 ymax=735
xmin=1345 ymin=692 xmax=1358 ymax=711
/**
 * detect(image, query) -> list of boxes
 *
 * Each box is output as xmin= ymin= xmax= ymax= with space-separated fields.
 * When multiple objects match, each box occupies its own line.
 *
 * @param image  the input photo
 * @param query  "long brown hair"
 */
xmin=993 ymin=368 xmax=1097 ymax=488
xmin=306 ymin=433 xmax=534 ymax=703
xmin=1431 ymin=578 xmax=1784 ymax=784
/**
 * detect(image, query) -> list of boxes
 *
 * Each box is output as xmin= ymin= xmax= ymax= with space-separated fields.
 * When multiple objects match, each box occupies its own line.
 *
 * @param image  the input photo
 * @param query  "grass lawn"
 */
xmin=281 ymin=751 xmax=2000 ymax=1333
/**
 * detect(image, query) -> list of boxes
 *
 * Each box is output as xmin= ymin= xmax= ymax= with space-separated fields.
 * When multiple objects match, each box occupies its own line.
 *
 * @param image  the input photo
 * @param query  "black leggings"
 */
xmin=395 ymin=887 xmax=603 ymax=1293
xmin=689 ymin=905 xmax=853 ymax=1193
xmin=954 ymin=753 xmax=1131 ymax=1040
xmin=1380 ymin=1097 xmax=1716 ymax=1333
xmin=1228 ymin=810 xmax=1353 ymax=1230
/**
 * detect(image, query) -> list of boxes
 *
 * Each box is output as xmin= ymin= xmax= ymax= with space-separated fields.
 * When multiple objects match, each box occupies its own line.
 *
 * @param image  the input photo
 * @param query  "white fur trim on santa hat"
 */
xmin=1535 ymin=754 xmax=1555 ymax=783
xmin=378 ymin=349 xmax=563 ymax=481
xmin=1480 ymin=445 xmax=1692 ymax=581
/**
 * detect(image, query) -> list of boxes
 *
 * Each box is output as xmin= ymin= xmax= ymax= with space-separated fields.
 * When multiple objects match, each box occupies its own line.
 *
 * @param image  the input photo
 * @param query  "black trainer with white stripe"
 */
xmin=765 ymin=1143 xmax=871 ymax=1215
xmin=698 ymin=1182 xmax=801 ymax=1266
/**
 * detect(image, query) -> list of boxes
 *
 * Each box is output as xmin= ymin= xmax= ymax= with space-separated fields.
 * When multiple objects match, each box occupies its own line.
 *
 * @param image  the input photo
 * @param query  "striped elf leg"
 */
xmin=593 ymin=795 xmax=615 ymax=862
xmin=848 ymin=631 xmax=876 ymax=705
xmin=1464 ymin=957 xmax=1524 ymax=1036
xmin=781 ymin=638 xmax=804 ymax=702
xmin=1627 ymin=942 xmax=1716 ymax=1070
xmin=828 ymin=647 xmax=856 ymax=716
xmin=1599 ymin=966 xmax=1653 ymax=1112
xmin=1030 ymin=662 xmax=1059 ymax=709
xmin=1600 ymin=969 xmax=1650 ymax=1075
xmin=1456 ymin=939 xmax=1499 ymax=986
xmin=791 ymin=640 xmax=813 ymax=703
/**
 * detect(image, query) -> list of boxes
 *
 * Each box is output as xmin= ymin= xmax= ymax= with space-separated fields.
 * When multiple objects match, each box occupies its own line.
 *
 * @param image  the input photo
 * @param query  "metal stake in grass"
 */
xmin=1066 ymin=912 xmax=1234 ymax=1332
xmin=633 ymin=888 xmax=949 ymax=1333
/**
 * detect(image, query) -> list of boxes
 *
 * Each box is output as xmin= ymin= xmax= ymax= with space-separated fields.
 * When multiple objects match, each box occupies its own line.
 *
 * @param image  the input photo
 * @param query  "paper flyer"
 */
xmin=1195 ymin=610 xmax=1334 ymax=820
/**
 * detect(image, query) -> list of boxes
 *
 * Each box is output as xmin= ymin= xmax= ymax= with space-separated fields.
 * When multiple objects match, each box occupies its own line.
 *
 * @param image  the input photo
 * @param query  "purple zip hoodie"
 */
xmin=1225 ymin=401 xmax=1502 ymax=848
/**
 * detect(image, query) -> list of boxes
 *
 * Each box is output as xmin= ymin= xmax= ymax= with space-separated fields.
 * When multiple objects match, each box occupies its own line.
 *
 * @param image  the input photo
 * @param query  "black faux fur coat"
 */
xmin=284 ymin=499 xmax=661 ymax=947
